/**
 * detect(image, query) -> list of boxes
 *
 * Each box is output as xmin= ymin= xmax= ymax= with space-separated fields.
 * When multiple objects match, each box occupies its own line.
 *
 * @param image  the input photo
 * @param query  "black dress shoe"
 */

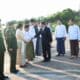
xmin=42 ymin=60 xmax=47 ymax=62
xmin=47 ymin=59 xmax=51 ymax=62
xmin=20 ymin=64 xmax=27 ymax=68
xmin=42 ymin=59 xmax=50 ymax=62
xmin=11 ymin=70 xmax=19 ymax=74
xmin=3 ymin=75 xmax=9 ymax=79
xmin=0 ymin=78 xmax=4 ymax=80
xmin=0 ymin=76 xmax=4 ymax=80
xmin=0 ymin=75 xmax=9 ymax=80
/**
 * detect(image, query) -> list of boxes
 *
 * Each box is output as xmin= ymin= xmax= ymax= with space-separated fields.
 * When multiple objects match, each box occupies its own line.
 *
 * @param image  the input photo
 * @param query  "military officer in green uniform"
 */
xmin=4 ymin=24 xmax=19 ymax=74
xmin=0 ymin=28 xmax=9 ymax=80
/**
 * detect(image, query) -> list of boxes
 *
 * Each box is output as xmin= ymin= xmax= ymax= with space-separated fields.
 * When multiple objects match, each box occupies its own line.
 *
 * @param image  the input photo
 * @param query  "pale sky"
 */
xmin=0 ymin=0 xmax=80 ymax=23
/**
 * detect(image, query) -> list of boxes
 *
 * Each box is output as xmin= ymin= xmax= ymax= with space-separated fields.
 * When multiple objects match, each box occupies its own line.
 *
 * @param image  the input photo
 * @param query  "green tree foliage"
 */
xmin=7 ymin=20 xmax=17 ymax=26
xmin=24 ymin=19 xmax=29 ymax=24
xmin=6 ymin=8 xmax=80 ymax=27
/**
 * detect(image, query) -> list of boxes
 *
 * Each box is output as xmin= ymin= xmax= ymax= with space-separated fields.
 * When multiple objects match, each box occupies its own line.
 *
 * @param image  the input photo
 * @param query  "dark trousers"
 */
xmin=8 ymin=50 xmax=17 ymax=72
xmin=70 ymin=40 xmax=79 ymax=57
xmin=42 ymin=44 xmax=51 ymax=60
xmin=56 ymin=38 xmax=65 ymax=55
xmin=0 ymin=52 xmax=4 ymax=77
xmin=36 ymin=37 xmax=40 ymax=56
xmin=36 ymin=37 xmax=42 ymax=56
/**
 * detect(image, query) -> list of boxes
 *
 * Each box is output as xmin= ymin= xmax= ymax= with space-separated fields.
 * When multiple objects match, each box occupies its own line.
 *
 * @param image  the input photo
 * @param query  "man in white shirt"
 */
xmin=29 ymin=19 xmax=36 ymax=54
xmin=55 ymin=19 xmax=67 ymax=56
xmin=68 ymin=19 xmax=80 ymax=59
xmin=24 ymin=24 xmax=35 ymax=61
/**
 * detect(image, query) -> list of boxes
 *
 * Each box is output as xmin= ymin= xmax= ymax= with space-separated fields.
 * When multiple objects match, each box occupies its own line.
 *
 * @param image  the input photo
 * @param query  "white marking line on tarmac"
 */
xmin=51 ymin=59 xmax=80 ymax=67
xmin=65 ymin=69 xmax=80 ymax=72
xmin=8 ymin=74 xmax=27 ymax=80
xmin=29 ymin=62 xmax=80 ymax=78
xmin=25 ymin=72 xmax=49 ymax=80
xmin=33 ymin=56 xmax=80 ymax=67
xmin=19 ymin=68 xmax=49 ymax=80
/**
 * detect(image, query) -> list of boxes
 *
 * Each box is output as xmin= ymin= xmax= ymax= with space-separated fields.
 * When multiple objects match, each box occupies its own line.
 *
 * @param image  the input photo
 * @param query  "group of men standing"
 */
xmin=34 ymin=21 xmax=52 ymax=62
xmin=0 ymin=18 xmax=80 ymax=80
xmin=0 ymin=19 xmax=52 ymax=80
xmin=55 ymin=18 xmax=80 ymax=59
xmin=26 ymin=20 xmax=52 ymax=62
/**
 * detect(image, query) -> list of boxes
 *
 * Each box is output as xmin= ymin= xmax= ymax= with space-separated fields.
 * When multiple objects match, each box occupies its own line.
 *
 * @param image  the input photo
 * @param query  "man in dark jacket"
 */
xmin=41 ymin=22 xmax=52 ymax=62
xmin=35 ymin=22 xmax=52 ymax=62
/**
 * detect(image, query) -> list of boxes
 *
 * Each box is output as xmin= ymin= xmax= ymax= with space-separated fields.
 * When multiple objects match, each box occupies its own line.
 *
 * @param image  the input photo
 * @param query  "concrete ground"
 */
xmin=3 ymin=34 xmax=80 ymax=80
xmin=4 ymin=47 xmax=80 ymax=80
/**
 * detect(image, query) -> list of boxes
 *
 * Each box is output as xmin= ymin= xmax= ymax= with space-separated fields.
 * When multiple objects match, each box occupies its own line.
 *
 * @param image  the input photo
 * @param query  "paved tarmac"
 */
xmin=4 ymin=47 xmax=80 ymax=80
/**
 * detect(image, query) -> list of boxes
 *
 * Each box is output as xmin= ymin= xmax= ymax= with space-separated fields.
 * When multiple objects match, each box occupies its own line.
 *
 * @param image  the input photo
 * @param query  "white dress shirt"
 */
xmin=29 ymin=25 xmax=36 ymax=38
xmin=68 ymin=24 xmax=80 ymax=40
xmin=55 ymin=24 xmax=67 ymax=38
xmin=38 ymin=26 xmax=42 ymax=38
xmin=29 ymin=25 xmax=36 ymax=51
xmin=24 ymin=31 xmax=31 ymax=42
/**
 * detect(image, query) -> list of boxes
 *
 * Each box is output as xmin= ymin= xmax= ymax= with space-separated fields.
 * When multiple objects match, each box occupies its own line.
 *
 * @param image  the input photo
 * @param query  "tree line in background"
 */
xmin=6 ymin=8 xmax=80 ymax=31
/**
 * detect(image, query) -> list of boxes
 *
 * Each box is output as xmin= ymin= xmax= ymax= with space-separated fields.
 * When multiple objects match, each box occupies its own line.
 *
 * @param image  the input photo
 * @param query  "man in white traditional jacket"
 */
xmin=29 ymin=19 xmax=36 ymax=54
xmin=24 ymin=24 xmax=35 ymax=61
xmin=55 ymin=19 xmax=67 ymax=56
xmin=68 ymin=19 xmax=80 ymax=59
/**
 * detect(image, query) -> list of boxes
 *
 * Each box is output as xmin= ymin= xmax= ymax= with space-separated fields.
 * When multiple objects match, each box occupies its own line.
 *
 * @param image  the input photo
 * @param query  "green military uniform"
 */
xmin=4 ymin=26 xmax=17 ymax=72
xmin=0 ymin=29 xmax=6 ymax=78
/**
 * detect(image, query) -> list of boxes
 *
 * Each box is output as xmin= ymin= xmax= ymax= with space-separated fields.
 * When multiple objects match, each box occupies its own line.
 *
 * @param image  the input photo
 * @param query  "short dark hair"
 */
xmin=69 ymin=18 xmax=75 ymax=22
xmin=24 ymin=24 xmax=29 ymax=28
xmin=30 ymin=19 xmax=36 ymax=22
xmin=17 ymin=23 xmax=23 ymax=29
xmin=41 ymin=22 xmax=46 ymax=25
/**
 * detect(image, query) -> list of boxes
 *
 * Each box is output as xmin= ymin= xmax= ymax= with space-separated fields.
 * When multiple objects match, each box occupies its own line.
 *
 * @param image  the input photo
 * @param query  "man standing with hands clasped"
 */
xmin=4 ymin=24 xmax=19 ymax=74
xmin=0 ymin=20 xmax=9 ymax=80
xmin=55 ymin=19 xmax=67 ymax=56
xmin=68 ymin=18 xmax=80 ymax=59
